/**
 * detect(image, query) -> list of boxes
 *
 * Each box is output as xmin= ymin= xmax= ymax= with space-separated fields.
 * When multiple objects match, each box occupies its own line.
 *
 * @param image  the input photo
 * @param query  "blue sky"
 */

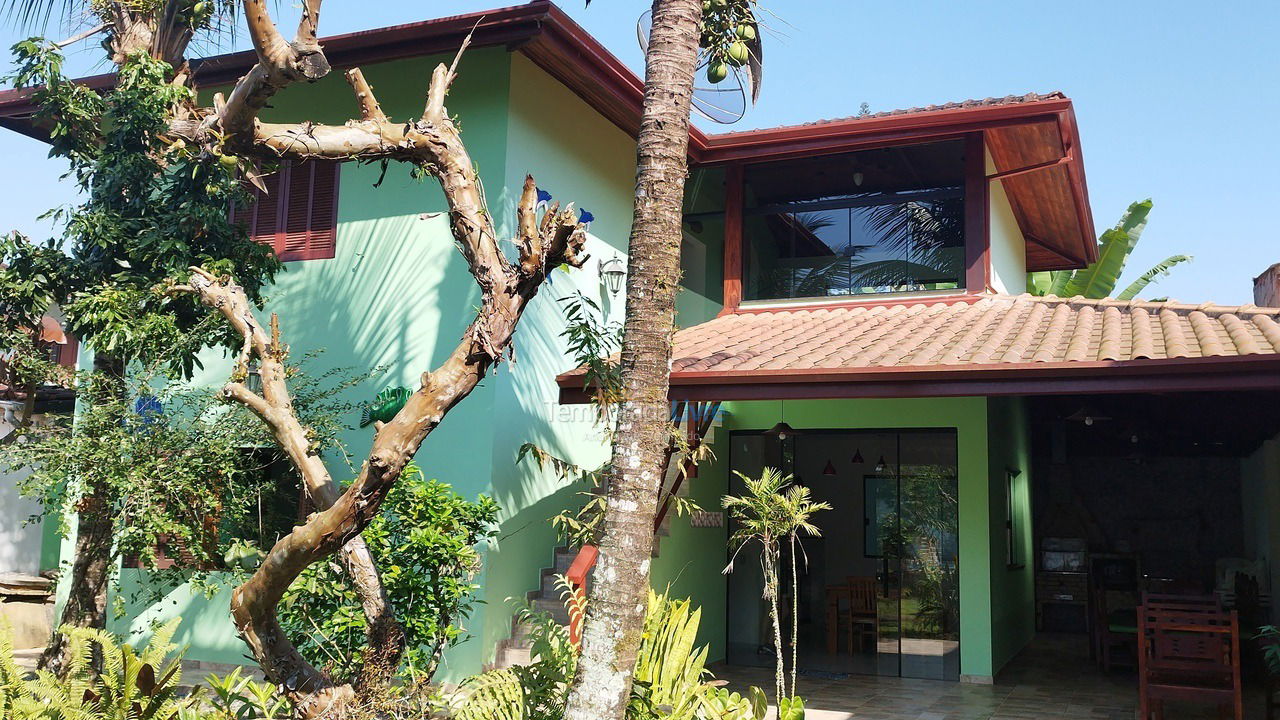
xmin=2 ymin=0 xmax=1277 ymax=304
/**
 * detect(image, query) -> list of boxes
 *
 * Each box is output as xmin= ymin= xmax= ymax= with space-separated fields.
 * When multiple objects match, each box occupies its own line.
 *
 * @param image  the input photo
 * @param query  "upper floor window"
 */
xmin=232 ymin=160 xmax=340 ymax=262
xmin=742 ymin=140 xmax=965 ymax=302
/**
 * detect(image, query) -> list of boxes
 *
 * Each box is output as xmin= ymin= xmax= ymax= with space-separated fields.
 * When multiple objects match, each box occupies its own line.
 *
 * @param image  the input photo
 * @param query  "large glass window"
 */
xmin=742 ymin=140 xmax=966 ymax=301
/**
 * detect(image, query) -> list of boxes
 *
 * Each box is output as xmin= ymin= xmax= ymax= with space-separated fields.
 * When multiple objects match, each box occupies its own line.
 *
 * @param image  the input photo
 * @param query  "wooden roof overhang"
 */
xmin=692 ymin=97 xmax=1098 ymax=272
xmin=558 ymin=354 xmax=1280 ymax=405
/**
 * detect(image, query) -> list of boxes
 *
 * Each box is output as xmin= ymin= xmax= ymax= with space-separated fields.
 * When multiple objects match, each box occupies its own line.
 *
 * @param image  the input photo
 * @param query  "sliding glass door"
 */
xmin=726 ymin=429 xmax=959 ymax=681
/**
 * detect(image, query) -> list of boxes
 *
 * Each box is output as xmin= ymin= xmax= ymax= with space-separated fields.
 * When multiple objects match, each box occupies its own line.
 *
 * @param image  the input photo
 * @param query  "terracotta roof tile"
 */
xmin=658 ymin=294 xmax=1280 ymax=376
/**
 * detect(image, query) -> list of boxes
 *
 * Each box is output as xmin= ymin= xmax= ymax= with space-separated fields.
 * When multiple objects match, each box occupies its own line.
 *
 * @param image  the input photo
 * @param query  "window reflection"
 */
xmin=743 ymin=141 xmax=966 ymax=301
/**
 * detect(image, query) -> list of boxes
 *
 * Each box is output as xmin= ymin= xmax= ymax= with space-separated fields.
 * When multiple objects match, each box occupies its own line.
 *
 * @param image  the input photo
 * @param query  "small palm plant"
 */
xmin=779 ymin=484 xmax=830 ymax=700
xmin=723 ymin=468 xmax=829 ymax=714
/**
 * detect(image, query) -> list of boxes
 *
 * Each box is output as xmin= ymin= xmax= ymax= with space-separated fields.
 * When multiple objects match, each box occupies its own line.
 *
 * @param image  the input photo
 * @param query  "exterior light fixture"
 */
xmin=822 ymin=459 xmax=837 ymax=476
xmin=599 ymin=254 xmax=626 ymax=297
xmin=853 ymin=171 xmax=865 ymax=187
xmin=244 ymin=360 xmax=264 ymax=394
xmin=875 ymin=455 xmax=887 ymax=473
xmin=766 ymin=421 xmax=797 ymax=440
xmin=765 ymin=400 xmax=799 ymax=441
xmin=851 ymin=448 xmax=864 ymax=464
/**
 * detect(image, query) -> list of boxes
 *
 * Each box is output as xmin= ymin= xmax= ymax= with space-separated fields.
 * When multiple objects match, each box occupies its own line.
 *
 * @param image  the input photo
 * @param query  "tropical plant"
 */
xmin=0 ymin=617 xmax=195 ymax=720
xmin=778 ymin=484 xmax=830 ymax=698
xmin=1029 ymin=199 xmax=1191 ymax=300
xmin=277 ymin=464 xmax=499 ymax=683
xmin=723 ymin=468 xmax=789 ymax=702
xmin=722 ymin=467 xmax=827 ymax=710
xmin=450 ymin=590 xmax=766 ymax=720
xmin=200 ymin=667 xmax=292 ymax=720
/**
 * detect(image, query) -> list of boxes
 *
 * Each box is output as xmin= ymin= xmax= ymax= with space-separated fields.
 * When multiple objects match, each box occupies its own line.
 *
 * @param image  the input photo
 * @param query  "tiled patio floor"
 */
xmin=712 ymin=634 xmax=1268 ymax=719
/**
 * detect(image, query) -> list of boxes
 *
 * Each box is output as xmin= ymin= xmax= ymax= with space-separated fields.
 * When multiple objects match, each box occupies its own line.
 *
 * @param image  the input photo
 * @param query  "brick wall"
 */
xmin=1255 ymin=263 xmax=1280 ymax=307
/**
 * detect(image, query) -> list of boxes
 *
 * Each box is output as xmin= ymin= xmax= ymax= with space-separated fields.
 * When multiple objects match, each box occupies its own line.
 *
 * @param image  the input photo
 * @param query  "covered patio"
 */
xmin=715 ymin=634 xmax=1269 ymax=719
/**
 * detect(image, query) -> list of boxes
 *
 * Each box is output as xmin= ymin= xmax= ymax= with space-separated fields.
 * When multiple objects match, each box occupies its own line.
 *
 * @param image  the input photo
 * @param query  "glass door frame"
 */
xmin=724 ymin=427 xmax=961 ymax=680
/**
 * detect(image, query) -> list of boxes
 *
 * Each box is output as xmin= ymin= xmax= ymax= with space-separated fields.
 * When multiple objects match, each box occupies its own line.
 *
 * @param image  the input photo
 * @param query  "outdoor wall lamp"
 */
xmin=599 ymin=254 xmax=626 ymax=297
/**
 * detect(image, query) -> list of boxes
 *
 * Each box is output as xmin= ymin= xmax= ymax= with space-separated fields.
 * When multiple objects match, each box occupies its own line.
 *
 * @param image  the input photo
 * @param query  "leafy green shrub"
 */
xmin=198 ymin=666 xmax=290 ymax=720
xmin=278 ymin=464 xmax=499 ymax=682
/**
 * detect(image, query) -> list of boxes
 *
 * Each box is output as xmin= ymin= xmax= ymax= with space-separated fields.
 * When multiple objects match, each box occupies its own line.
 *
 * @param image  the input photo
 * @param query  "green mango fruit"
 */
xmin=218 ymin=153 xmax=239 ymax=170
xmin=727 ymin=41 xmax=751 ymax=66
xmin=222 ymin=547 xmax=239 ymax=569
xmin=706 ymin=62 xmax=729 ymax=84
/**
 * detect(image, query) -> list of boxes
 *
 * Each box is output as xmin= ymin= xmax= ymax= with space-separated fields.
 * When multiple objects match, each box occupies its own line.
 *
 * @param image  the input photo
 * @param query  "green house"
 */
xmin=4 ymin=1 xmax=1280 ymax=691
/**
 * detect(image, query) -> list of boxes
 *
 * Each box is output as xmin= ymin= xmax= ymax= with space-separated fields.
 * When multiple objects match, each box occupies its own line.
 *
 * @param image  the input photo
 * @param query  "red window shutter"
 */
xmin=231 ymin=161 xmax=338 ymax=262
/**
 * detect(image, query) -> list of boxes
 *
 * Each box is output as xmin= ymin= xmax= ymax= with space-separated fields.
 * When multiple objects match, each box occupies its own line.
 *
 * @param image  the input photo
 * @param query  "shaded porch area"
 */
xmin=714 ymin=634 xmax=1269 ymax=719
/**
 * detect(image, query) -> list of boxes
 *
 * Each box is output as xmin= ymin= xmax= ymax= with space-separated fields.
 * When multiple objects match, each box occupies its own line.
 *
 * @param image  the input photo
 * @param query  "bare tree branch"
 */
xmin=344 ymin=68 xmax=385 ymax=123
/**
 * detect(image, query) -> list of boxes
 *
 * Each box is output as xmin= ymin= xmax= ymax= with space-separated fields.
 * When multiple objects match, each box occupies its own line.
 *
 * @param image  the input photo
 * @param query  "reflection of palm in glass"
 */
xmin=877 ymin=465 xmax=960 ymax=640
xmin=755 ymin=198 xmax=964 ymax=299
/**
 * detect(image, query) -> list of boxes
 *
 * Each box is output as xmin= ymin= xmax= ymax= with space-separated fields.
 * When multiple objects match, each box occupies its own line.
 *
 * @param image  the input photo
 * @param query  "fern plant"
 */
xmin=1 ymin=617 xmax=206 ymax=720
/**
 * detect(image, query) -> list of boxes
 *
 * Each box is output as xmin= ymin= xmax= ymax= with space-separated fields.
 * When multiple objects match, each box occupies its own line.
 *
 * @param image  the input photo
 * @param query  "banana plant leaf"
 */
xmin=1051 ymin=199 xmax=1153 ymax=298
xmin=1116 ymin=254 xmax=1192 ymax=301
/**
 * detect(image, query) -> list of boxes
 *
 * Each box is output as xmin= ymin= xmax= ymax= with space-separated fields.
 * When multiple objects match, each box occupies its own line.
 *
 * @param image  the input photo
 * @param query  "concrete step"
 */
xmin=532 ymin=596 xmax=571 ymax=626
xmin=494 ymin=645 xmax=531 ymax=668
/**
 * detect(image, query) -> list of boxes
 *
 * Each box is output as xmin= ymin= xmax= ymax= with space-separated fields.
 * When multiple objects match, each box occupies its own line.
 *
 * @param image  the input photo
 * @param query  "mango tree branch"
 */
xmin=181 ymin=58 xmax=587 ymax=717
xmin=217 ymin=0 xmax=332 ymax=141
xmin=177 ymin=269 xmax=402 ymax=710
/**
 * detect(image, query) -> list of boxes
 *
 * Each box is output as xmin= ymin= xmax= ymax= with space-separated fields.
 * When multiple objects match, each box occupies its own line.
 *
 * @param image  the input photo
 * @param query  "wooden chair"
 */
xmin=845 ymin=576 xmax=879 ymax=653
xmin=1093 ymin=580 xmax=1139 ymax=672
xmin=1142 ymin=592 xmax=1223 ymax=613
xmin=1138 ymin=606 xmax=1242 ymax=720
xmin=824 ymin=577 xmax=879 ymax=654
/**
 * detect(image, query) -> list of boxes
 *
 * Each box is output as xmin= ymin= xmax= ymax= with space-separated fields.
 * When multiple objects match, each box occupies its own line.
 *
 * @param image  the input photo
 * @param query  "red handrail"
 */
xmin=565 ymin=544 xmax=598 ymax=647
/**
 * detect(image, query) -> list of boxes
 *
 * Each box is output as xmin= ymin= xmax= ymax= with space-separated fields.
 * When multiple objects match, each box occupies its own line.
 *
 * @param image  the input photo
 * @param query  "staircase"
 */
xmin=489 ymin=545 xmax=577 ymax=669
xmin=489 ymin=405 xmax=722 ymax=670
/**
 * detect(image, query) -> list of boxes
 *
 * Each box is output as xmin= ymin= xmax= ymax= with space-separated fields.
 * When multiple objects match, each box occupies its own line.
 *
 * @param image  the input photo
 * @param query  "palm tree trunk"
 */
xmin=561 ymin=1 xmax=701 ymax=718
xmin=767 ymin=546 xmax=784 ymax=704
xmin=789 ymin=534 xmax=799 ymax=698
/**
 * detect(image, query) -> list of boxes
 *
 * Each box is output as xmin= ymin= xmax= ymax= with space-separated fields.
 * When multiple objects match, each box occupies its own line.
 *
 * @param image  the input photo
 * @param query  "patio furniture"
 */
xmin=1090 ymin=554 xmax=1140 ymax=672
xmin=1142 ymin=592 xmax=1223 ymax=613
xmin=824 ymin=577 xmax=878 ymax=654
xmin=1137 ymin=606 xmax=1242 ymax=720
xmin=845 ymin=576 xmax=879 ymax=653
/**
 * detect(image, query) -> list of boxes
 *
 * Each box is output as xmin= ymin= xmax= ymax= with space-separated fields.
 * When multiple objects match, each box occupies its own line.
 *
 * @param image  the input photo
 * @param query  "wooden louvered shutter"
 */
xmin=232 ymin=169 xmax=282 ymax=249
xmin=280 ymin=161 xmax=339 ymax=261
xmin=231 ymin=161 xmax=338 ymax=262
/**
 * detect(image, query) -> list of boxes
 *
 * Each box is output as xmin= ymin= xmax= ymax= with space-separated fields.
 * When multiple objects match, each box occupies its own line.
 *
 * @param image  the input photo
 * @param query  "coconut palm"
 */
xmin=1030 ymin=199 xmax=1191 ymax=300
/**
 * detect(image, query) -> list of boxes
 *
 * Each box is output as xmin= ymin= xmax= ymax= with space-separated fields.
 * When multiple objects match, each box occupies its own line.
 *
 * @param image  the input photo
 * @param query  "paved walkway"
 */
xmin=713 ymin=634 xmax=1268 ymax=719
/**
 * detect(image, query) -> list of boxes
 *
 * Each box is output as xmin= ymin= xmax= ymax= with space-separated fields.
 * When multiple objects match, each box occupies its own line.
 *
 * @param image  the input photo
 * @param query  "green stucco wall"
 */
xmin=985 ymin=396 xmax=1035 ymax=674
xmin=475 ymin=52 xmax=636 ymax=677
